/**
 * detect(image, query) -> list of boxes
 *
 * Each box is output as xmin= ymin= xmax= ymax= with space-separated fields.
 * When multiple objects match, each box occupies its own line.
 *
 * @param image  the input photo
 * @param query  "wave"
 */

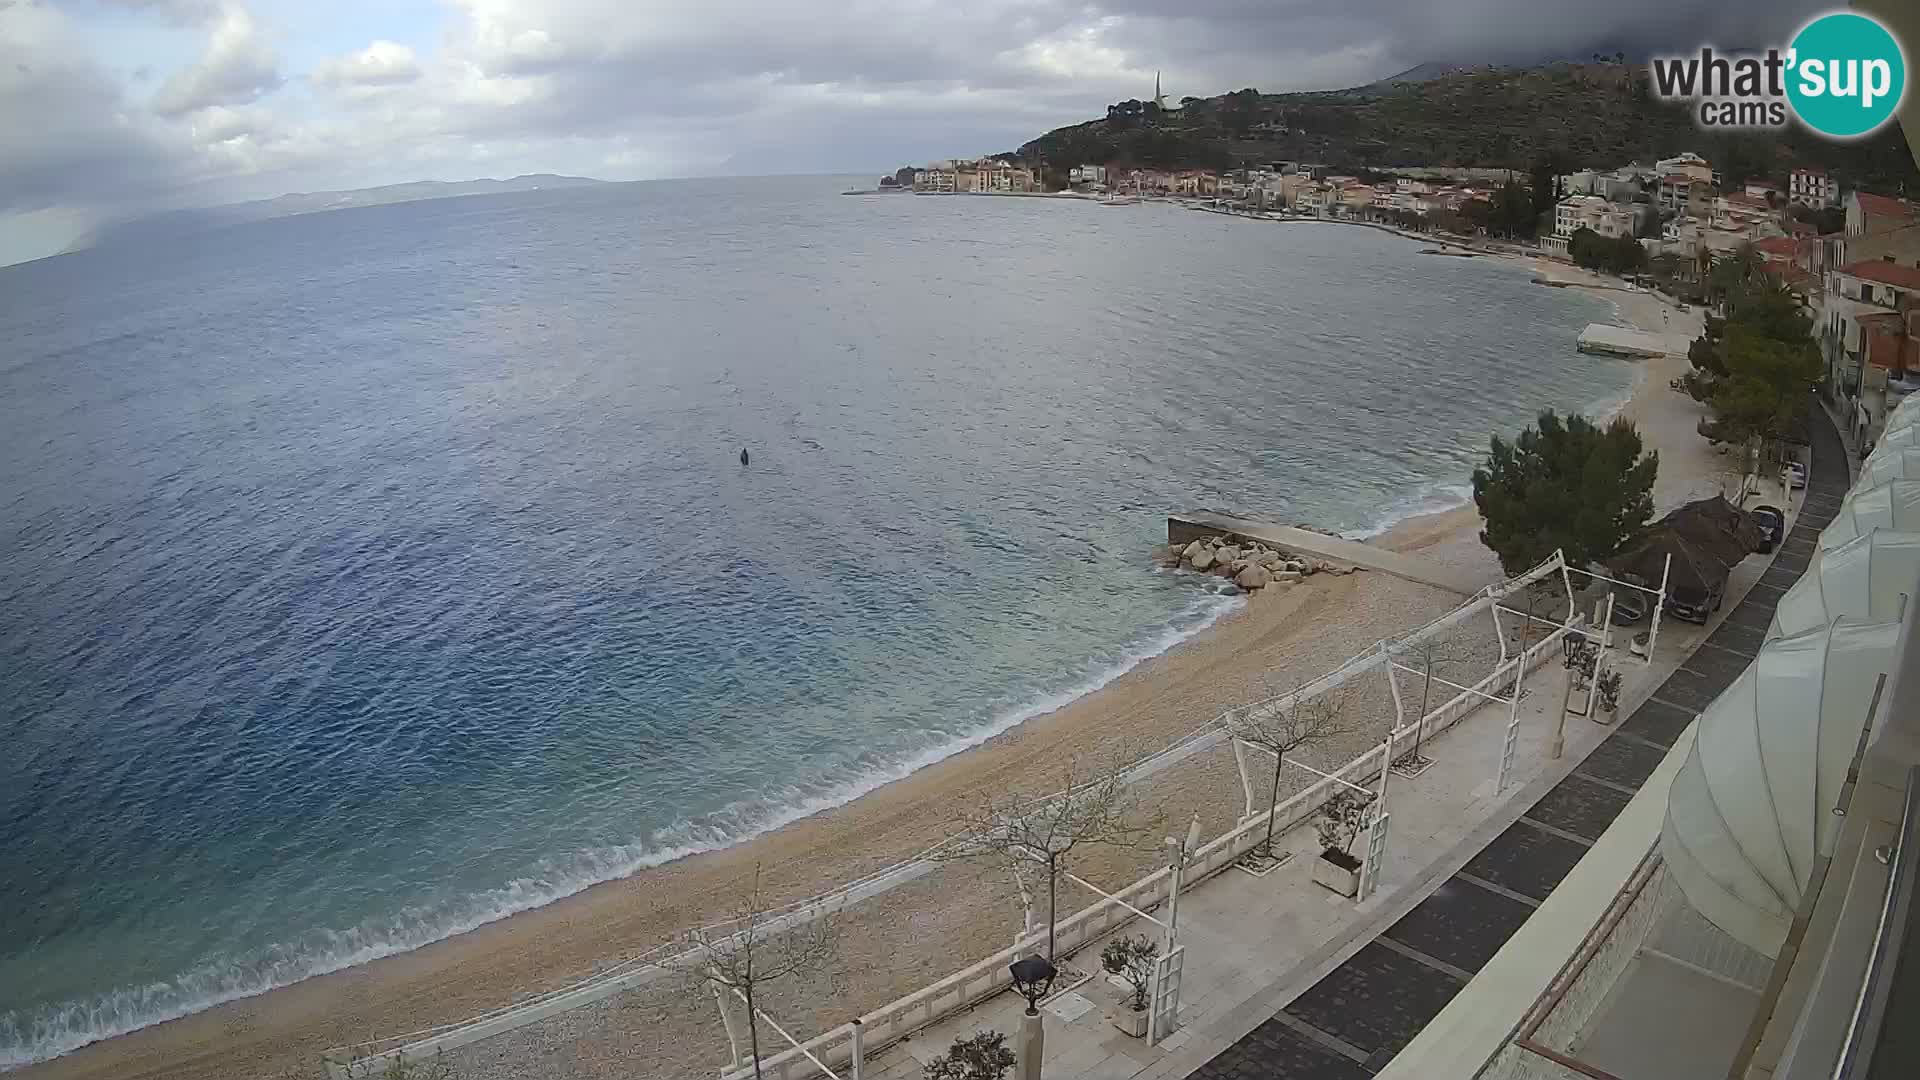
xmin=0 ymin=586 xmax=1242 ymax=1070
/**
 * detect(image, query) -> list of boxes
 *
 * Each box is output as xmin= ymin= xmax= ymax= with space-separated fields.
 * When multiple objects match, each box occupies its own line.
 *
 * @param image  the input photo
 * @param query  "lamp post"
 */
xmin=1009 ymin=954 xmax=1057 ymax=1080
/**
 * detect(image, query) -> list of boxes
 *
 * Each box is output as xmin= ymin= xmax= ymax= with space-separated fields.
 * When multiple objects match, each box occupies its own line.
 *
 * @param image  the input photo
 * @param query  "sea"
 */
xmin=0 ymin=176 xmax=1631 ymax=1066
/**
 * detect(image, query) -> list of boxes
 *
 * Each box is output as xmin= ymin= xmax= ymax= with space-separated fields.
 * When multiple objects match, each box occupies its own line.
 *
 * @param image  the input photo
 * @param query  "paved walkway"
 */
xmin=1178 ymin=404 xmax=1847 ymax=1079
xmin=1167 ymin=514 xmax=1492 ymax=597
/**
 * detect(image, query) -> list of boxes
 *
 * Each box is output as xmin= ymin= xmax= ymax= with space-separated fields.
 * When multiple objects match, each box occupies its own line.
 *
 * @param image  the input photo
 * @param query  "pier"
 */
xmin=1168 ymin=511 xmax=1493 ymax=596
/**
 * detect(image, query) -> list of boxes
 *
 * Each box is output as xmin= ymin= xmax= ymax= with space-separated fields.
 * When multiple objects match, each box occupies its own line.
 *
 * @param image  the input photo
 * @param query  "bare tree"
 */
xmin=1390 ymin=632 xmax=1480 ymax=767
xmin=937 ymin=756 xmax=1155 ymax=966
xmin=1223 ymin=683 xmax=1361 ymax=860
xmin=677 ymin=865 xmax=840 ymax=1080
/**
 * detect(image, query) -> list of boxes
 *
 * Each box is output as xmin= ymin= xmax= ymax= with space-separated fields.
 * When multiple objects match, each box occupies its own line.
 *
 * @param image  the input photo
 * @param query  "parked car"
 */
xmin=1665 ymin=582 xmax=1724 ymax=624
xmin=1750 ymin=505 xmax=1785 ymax=553
xmin=1786 ymin=461 xmax=1808 ymax=489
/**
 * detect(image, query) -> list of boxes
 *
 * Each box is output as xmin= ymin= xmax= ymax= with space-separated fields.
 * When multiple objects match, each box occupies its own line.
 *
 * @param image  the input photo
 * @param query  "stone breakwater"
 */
xmin=1154 ymin=535 xmax=1357 ymax=592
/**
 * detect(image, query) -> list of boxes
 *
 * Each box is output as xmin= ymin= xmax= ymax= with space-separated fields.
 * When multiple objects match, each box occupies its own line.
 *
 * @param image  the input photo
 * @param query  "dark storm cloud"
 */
xmin=0 ymin=0 xmax=1850 ymax=264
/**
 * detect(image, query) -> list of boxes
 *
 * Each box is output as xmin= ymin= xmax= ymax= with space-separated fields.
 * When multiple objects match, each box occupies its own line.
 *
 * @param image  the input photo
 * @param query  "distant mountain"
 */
xmin=78 ymin=174 xmax=604 ymax=252
xmin=1019 ymin=61 xmax=1917 ymax=192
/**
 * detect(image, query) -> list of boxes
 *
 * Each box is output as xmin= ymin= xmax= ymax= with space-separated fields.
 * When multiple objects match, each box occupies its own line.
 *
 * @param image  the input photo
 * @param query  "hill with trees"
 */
xmin=1016 ymin=61 xmax=1917 ymax=192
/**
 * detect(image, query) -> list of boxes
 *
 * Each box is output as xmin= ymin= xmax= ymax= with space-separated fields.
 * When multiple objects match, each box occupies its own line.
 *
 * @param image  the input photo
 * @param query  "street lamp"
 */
xmin=1009 ymin=954 xmax=1057 ymax=1080
xmin=1008 ymin=954 xmax=1057 ymax=1014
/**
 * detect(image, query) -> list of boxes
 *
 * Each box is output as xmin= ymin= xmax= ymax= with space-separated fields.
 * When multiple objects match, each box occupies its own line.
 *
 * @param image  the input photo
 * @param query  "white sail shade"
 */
xmin=1860 ymin=445 xmax=1920 ymax=488
xmin=1769 ymin=531 xmax=1920 ymax=638
xmin=1878 ymin=417 xmax=1920 ymax=449
xmin=1816 ymin=479 xmax=1920 ymax=550
xmin=1661 ymin=619 xmax=1900 ymax=957
xmin=1884 ymin=394 xmax=1920 ymax=432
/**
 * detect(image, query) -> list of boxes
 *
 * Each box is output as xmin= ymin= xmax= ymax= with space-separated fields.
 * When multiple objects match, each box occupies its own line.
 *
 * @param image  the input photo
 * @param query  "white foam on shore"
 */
xmin=0 ymin=586 xmax=1244 ymax=1070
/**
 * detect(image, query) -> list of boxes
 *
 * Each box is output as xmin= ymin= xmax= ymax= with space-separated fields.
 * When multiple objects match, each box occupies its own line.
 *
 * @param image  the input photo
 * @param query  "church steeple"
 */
xmin=1154 ymin=71 xmax=1165 ymax=110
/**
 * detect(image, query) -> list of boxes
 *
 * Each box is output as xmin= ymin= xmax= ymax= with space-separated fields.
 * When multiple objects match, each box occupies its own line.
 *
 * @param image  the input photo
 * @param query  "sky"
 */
xmin=1 ymin=0 xmax=1826 ymax=265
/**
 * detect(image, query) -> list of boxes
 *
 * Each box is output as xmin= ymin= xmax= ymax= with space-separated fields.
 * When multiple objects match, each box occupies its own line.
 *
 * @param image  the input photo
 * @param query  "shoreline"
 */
xmin=19 ymin=242 xmax=1692 ymax=1080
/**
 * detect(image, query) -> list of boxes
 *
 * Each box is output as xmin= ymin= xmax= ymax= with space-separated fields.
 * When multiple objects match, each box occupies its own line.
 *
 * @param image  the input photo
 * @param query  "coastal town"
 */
xmin=884 ymin=141 xmax=1920 ymax=465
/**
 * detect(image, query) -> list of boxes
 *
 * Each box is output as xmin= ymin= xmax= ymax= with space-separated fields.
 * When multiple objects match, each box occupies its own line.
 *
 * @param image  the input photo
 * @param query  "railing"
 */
xmin=331 ymin=554 xmax=1578 ymax=1078
xmin=1833 ymin=764 xmax=1920 ymax=1077
xmin=724 ymin=623 xmax=1578 ymax=1080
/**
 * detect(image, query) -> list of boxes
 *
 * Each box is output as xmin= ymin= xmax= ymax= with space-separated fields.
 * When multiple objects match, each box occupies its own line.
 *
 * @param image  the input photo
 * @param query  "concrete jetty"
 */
xmin=1577 ymin=323 xmax=1686 ymax=358
xmin=1168 ymin=511 xmax=1493 ymax=596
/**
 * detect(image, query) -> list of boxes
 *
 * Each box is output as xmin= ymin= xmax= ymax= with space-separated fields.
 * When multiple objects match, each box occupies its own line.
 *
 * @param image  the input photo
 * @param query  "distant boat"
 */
xmin=1101 ymin=196 xmax=1141 ymax=206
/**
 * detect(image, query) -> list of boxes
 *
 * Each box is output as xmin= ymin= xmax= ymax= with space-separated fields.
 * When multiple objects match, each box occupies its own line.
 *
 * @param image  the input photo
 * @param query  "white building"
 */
xmin=1068 ymin=164 xmax=1106 ymax=186
xmin=1656 ymin=151 xmax=1713 ymax=182
xmin=1791 ymin=167 xmax=1838 ymax=208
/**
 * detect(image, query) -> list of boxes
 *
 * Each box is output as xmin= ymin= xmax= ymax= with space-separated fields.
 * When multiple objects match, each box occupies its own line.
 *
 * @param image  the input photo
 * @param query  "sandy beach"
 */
xmin=20 ymin=250 xmax=1713 ymax=1080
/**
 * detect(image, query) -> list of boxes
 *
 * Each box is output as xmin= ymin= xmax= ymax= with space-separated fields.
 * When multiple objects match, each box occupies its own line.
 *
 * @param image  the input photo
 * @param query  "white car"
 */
xmin=1786 ymin=461 xmax=1808 ymax=489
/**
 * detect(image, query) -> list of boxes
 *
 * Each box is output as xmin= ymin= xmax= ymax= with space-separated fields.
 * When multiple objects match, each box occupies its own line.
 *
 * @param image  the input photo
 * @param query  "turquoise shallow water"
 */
xmin=0 ymin=177 xmax=1629 ymax=1065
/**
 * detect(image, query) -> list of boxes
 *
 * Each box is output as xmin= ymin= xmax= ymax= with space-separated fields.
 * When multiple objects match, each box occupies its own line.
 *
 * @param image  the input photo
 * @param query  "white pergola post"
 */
xmin=711 ymin=969 xmax=744 ymax=1072
xmin=1358 ymin=738 xmax=1393 ymax=901
xmin=1586 ymin=593 xmax=1615 ymax=718
xmin=1646 ymin=552 xmax=1673 ymax=660
xmin=1384 ymin=640 xmax=1407 ymax=747
xmin=1231 ymin=737 xmax=1256 ymax=821
xmin=1497 ymin=652 xmax=1524 ymax=791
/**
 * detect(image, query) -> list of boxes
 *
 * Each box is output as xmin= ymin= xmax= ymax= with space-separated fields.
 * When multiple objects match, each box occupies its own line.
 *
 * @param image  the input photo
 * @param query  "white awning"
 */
xmin=1769 ymin=531 xmax=1920 ymax=639
xmin=1860 ymin=445 xmax=1920 ymax=489
xmin=1661 ymin=619 xmax=1900 ymax=957
xmin=1885 ymin=394 xmax=1920 ymax=431
xmin=1816 ymin=479 xmax=1920 ymax=550
xmin=1874 ymin=421 xmax=1920 ymax=454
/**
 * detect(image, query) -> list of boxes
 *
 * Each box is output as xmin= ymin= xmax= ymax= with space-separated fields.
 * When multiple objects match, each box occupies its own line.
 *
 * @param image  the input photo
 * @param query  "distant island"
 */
xmin=75 ymin=173 xmax=604 ymax=253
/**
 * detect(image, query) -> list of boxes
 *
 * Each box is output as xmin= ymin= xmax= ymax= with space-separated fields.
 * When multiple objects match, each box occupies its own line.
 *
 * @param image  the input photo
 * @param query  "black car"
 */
xmin=1750 ymin=505 xmax=1785 ymax=553
xmin=1665 ymin=582 xmax=1724 ymax=624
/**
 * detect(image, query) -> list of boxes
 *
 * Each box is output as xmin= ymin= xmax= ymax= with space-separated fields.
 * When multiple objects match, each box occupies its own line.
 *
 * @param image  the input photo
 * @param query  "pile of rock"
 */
xmin=1156 ymin=536 xmax=1353 ymax=592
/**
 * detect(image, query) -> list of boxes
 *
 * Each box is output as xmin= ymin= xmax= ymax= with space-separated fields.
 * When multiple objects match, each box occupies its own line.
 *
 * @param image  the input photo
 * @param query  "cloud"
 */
xmin=0 ymin=1 xmax=195 ymax=215
xmin=312 ymin=40 xmax=422 ymax=89
xmin=152 ymin=3 xmax=282 ymax=117
xmin=0 ymin=0 xmax=1851 ymax=266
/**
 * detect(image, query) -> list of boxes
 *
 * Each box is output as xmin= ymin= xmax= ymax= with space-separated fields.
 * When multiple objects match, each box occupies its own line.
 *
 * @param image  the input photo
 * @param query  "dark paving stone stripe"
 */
xmin=1383 ymin=876 xmax=1536 ymax=975
xmin=1282 ymin=942 xmax=1463 ymax=1064
xmin=1622 ymin=698 xmax=1695 ymax=747
xmin=1706 ymin=620 xmax=1768 ymax=656
xmin=1525 ymin=774 xmax=1636 ymax=842
xmin=1771 ymin=549 xmax=1814 ymax=573
xmin=1757 ymin=564 xmax=1802 ymax=589
xmin=1682 ymin=643 xmax=1756 ymax=682
xmin=1577 ymin=734 xmax=1670 ymax=788
xmin=1656 ymin=666 xmax=1738 ymax=710
xmin=1189 ymin=1015 xmax=1373 ymax=1080
xmin=1724 ymin=604 xmax=1778 ymax=632
xmin=1463 ymin=822 xmax=1591 ymax=901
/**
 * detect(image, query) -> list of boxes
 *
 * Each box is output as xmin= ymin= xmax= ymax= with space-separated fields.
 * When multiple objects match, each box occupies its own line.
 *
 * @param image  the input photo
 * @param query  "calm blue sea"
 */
xmin=0 ymin=177 xmax=1628 ymax=1065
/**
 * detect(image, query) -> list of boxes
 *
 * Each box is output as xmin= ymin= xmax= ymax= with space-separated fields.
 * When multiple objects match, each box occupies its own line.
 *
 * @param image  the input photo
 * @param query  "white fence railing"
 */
xmin=330 ymin=553 xmax=1577 ymax=1078
xmin=717 ymin=620 xmax=1578 ymax=1080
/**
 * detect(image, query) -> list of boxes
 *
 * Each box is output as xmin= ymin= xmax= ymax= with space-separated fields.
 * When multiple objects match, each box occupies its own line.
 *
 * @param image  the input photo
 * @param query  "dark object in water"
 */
xmin=740 ymin=448 xmax=750 ymax=466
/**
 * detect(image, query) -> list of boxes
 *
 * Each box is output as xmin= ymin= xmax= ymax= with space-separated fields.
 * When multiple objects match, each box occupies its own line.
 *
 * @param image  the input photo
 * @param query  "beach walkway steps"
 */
xmin=1576 ymin=323 xmax=1687 ymax=359
xmin=1168 ymin=512 xmax=1492 ymax=597
xmin=1175 ymin=402 xmax=1847 ymax=1079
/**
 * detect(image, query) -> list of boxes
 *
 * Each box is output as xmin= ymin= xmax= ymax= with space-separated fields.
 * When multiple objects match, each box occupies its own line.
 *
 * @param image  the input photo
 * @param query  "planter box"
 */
xmin=1109 ymin=1006 xmax=1149 ymax=1038
xmin=1312 ymin=850 xmax=1361 ymax=898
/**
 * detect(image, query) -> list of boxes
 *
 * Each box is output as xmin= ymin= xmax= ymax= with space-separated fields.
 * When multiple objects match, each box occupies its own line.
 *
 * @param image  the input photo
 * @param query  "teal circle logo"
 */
xmin=1787 ymin=12 xmax=1907 ymax=138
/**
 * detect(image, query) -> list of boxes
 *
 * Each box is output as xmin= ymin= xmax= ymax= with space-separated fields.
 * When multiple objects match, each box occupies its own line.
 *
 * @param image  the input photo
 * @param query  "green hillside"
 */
xmin=1018 ymin=62 xmax=1917 ymax=192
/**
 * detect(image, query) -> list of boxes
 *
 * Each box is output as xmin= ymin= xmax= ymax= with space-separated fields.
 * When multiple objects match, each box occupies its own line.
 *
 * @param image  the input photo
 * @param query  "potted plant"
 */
xmin=924 ymin=1030 xmax=1016 ymax=1080
xmin=1099 ymin=935 xmax=1158 ymax=1037
xmin=1311 ymin=790 xmax=1373 ymax=898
